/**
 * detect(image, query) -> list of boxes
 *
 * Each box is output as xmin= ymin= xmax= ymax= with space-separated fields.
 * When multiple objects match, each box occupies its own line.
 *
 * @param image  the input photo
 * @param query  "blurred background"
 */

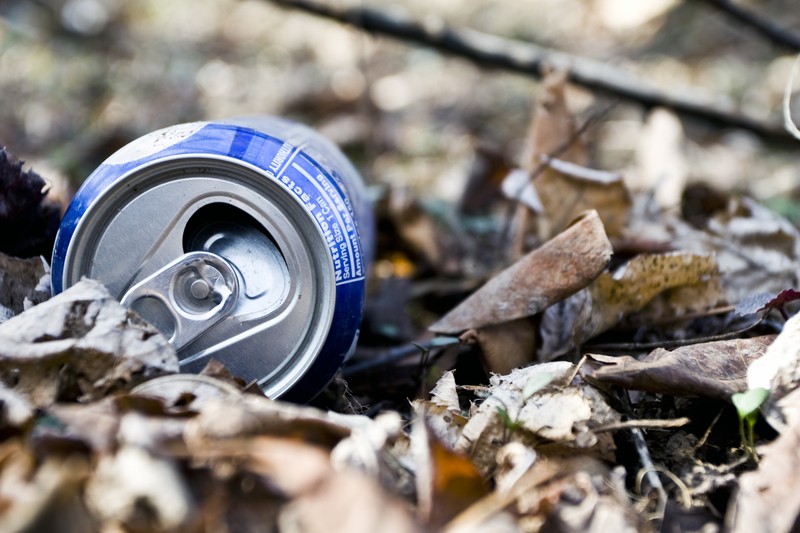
xmin=3 ymin=0 xmax=800 ymax=211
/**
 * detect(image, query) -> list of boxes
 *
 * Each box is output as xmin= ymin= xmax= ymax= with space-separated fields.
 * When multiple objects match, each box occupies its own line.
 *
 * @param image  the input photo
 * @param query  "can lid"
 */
xmin=60 ymin=155 xmax=336 ymax=398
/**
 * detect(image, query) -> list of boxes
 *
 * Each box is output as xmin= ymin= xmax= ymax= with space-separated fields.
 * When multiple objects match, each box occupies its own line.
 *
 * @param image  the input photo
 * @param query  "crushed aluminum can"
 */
xmin=52 ymin=116 xmax=373 ymax=401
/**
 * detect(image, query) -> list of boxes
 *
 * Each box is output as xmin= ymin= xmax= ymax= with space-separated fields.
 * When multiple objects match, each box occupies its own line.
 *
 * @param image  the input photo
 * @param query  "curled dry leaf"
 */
xmin=0 ymin=252 xmax=50 ymax=323
xmin=455 ymin=362 xmax=619 ymax=475
xmin=431 ymin=210 xmax=612 ymax=334
xmin=523 ymin=70 xmax=588 ymax=168
xmin=508 ymin=71 xmax=630 ymax=241
xmin=673 ymin=197 xmax=800 ymax=305
xmin=747 ymin=311 xmax=800 ymax=431
xmin=513 ymin=457 xmax=641 ymax=533
xmin=508 ymin=70 xmax=588 ymax=255
xmin=330 ymin=411 xmax=412 ymax=495
xmin=583 ymin=335 xmax=774 ymax=401
xmin=412 ymin=370 xmax=467 ymax=448
xmin=460 ymin=317 xmax=537 ymax=374
xmin=533 ymin=156 xmax=632 ymax=239
xmin=184 ymin=394 xmax=372 ymax=449
xmin=131 ymin=373 xmax=243 ymax=414
xmin=540 ymin=251 xmax=721 ymax=359
xmin=0 ymin=278 xmax=179 ymax=407
xmin=191 ymin=431 xmax=417 ymax=533
xmin=443 ymin=456 xmax=642 ymax=533
xmin=759 ymin=288 xmax=800 ymax=314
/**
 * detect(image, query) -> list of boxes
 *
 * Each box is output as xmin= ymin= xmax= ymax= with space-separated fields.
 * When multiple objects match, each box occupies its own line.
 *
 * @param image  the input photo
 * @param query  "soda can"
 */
xmin=51 ymin=116 xmax=373 ymax=401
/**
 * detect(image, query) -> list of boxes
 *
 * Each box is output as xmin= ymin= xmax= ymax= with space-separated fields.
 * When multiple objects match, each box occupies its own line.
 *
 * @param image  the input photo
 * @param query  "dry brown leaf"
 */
xmin=184 ymin=394 xmax=372 ymax=449
xmin=279 ymin=468 xmax=418 ymax=533
xmin=412 ymin=370 xmax=467 ymax=448
xmin=583 ymin=336 xmax=774 ymax=401
xmin=242 ymin=435 xmax=335 ymax=497
xmin=632 ymin=108 xmax=688 ymax=208
xmin=387 ymin=187 xmax=459 ymax=274
xmin=509 ymin=70 xmax=589 ymax=256
xmin=460 ymin=317 xmax=537 ymax=374
xmin=509 ymin=71 xmax=629 ymax=241
xmin=131 ymin=374 xmax=243 ymax=413
xmin=0 ymin=252 xmax=50 ymax=323
xmin=632 ymin=274 xmax=725 ymax=326
xmin=747 ymin=311 xmax=800 ymax=432
xmin=513 ymin=457 xmax=642 ymax=533
xmin=443 ymin=457 xmax=642 ymax=533
xmin=524 ymin=71 xmax=588 ymax=167
xmin=197 ymin=431 xmax=419 ymax=533
xmin=0 ymin=441 xmax=93 ymax=533
xmin=540 ymin=251 xmax=720 ymax=359
xmin=672 ymin=197 xmax=800 ymax=305
xmin=0 ymin=278 xmax=178 ymax=407
xmin=414 ymin=418 xmax=489 ymax=531
xmin=431 ymin=210 xmax=612 ymax=334
xmin=533 ymin=156 xmax=632 ymax=238
xmin=591 ymin=252 xmax=718 ymax=324
xmin=330 ymin=412 xmax=412 ymax=496
xmin=455 ymin=363 xmax=619 ymax=475
xmin=86 ymin=445 xmax=193 ymax=531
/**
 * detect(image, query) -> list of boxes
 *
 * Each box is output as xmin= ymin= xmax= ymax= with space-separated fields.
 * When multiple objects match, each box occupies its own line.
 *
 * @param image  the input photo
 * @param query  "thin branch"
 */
xmin=696 ymin=0 xmax=800 ymax=52
xmin=593 ymin=417 xmax=691 ymax=433
xmin=267 ymin=0 xmax=792 ymax=142
xmin=584 ymin=314 xmax=765 ymax=352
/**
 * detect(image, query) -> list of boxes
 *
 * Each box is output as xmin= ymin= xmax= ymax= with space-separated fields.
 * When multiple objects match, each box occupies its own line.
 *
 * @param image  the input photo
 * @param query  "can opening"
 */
xmin=129 ymin=296 xmax=176 ymax=338
xmin=182 ymin=203 xmax=291 ymax=319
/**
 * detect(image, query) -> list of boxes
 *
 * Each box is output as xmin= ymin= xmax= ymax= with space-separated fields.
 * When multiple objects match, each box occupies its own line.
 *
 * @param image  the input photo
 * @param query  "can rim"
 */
xmin=61 ymin=153 xmax=337 ymax=399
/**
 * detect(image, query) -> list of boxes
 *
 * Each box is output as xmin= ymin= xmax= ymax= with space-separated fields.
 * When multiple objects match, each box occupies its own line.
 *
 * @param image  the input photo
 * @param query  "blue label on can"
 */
xmin=55 ymin=122 xmax=369 ymax=289
xmin=52 ymin=121 xmax=372 ymax=401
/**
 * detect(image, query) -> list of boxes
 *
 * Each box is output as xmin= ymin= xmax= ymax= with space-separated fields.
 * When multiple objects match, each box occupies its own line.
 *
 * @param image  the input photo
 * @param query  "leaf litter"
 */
xmin=5 ymin=70 xmax=800 ymax=533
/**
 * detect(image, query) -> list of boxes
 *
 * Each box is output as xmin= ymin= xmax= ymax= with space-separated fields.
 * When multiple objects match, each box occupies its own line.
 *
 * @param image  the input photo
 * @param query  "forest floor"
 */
xmin=3 ymin=1 xmax=800 ymax=532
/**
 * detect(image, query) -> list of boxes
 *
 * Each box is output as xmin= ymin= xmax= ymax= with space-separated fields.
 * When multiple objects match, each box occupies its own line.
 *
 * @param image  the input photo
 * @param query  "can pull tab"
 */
xmin=120 ymin=251 xmax=239 ymax=350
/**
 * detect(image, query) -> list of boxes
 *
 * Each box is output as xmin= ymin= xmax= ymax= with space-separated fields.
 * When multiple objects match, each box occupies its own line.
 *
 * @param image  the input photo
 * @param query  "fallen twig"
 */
xmin=593 ymin=417 xmax=691 ymax=433
xmin=267 ymin=0 xmax=791 ymax=141
xmin=696 ymin=0 xmax=800 ymax=52
xmin=631 ymin=427 xmax=669 ymax=520
xmin=585 ymin=315 xmax=766 ymax=353
xmin=343 ymin=336 xmax=461 ymax=376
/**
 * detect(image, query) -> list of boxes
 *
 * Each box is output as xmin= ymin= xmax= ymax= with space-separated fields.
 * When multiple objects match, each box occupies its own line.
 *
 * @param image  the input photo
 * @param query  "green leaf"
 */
xmin=495 ymin=406 xmax=522 ymax=431
xmin=732 ymin=388 xmax=769 ymax=421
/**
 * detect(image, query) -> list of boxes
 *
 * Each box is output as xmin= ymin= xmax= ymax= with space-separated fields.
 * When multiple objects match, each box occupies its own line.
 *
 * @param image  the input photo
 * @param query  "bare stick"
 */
xmin=267 ymin=0 xmax=791 ymax=141
xmin=593 ymin=417 xmax=691 ymax=433
xmin=696 ymin=0 xmax=800 ymax=52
